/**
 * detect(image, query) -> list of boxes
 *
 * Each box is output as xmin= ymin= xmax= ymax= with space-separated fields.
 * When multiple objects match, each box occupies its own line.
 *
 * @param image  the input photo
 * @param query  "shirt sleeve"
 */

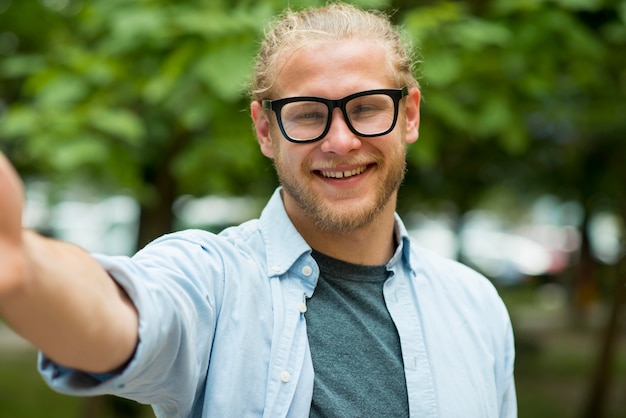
xmin=38 ymin=232 xmax=226 ymax=410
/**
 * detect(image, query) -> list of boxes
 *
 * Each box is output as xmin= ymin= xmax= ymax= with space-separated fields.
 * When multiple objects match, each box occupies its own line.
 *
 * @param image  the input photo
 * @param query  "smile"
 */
xmin=318 ymin=165 xmax=367 ymax=179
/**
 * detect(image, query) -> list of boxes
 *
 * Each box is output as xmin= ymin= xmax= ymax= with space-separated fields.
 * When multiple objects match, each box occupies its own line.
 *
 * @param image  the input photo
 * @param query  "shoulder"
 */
xmin=408 ymin=241 xmax=507 ymax=314
xmin=122 ymin=221 xmax=266 ymax=282
xmin=409 ymin=242 xmax=489 ymax=285
xmin=145 ymin=219 xmax=264 ymax=256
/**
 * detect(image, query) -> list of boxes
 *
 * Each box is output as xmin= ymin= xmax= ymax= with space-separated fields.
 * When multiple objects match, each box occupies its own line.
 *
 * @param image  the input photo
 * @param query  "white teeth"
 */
xmin=320 ymin=166 xmax=366 ymax=179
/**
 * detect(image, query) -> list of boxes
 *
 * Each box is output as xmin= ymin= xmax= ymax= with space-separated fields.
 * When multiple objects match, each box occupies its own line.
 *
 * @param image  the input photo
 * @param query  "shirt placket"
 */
xmin=263 ymin=263 xmax=316 ymax=418
xmin=385 ymin=265 xmax=439 ymax=417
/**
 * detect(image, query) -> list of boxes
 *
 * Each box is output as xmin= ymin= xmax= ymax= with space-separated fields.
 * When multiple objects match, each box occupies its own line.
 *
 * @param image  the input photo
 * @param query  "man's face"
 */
xmin=253 ymin=39 xmax=420 ymax=234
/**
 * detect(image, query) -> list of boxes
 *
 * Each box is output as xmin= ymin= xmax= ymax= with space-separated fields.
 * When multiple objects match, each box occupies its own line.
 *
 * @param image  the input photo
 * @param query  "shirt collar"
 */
xmin=259 ymin=187 xmax=415 ymax=277
xmin=259 ymin=188 xmax=312 ymax=278
xmin=387 ymin=213 xmax=415 ymax=275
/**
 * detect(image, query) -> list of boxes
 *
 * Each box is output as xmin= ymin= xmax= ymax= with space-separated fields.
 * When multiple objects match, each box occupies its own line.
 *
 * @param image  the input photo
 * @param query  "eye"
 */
xmin=295 ymin=111 xmax=325 ymax=121
xmin=352 ymin=104 xmax=379 ymax=114
xmin=283 ymin=102 xmax=327 ymax=125
xmin=348 ymin=94 xmax=394 ymax=120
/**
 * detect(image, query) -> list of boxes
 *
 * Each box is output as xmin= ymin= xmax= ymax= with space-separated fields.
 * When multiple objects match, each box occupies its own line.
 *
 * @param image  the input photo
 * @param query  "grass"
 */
xmin=0 ymin=347 xmax=155 ymax=418
xmin=0 ymin=348 xmax=83 ymax=417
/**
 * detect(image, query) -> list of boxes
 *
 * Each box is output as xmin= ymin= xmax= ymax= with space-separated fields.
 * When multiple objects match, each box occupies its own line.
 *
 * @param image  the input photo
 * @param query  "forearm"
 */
xmin=0 ymin=230 xmax=138 ymax=374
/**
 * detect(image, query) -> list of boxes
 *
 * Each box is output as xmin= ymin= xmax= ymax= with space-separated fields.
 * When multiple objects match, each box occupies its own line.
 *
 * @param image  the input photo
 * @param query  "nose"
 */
xmin=319 ymin=108 xmax=362 ymax=155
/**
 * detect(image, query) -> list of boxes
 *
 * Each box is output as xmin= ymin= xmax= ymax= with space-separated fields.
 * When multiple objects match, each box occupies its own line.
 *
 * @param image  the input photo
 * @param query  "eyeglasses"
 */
xmin=262 ymin=87 xmax=408 ymax=143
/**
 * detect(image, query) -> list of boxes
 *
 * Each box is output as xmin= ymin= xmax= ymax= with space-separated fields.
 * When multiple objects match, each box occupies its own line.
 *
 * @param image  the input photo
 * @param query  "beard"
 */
xmin=272 ymin=139 xmax=407 ymax=235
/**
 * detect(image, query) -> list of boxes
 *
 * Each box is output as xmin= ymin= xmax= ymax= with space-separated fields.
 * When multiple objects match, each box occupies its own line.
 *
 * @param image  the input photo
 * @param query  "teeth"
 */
xmin=320 ymin=166 xmax=366 ymax=179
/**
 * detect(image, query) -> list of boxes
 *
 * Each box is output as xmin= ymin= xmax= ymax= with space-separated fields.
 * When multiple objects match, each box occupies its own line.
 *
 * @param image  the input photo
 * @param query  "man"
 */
xmin=0 ymin=3 xmax=516 ymax=417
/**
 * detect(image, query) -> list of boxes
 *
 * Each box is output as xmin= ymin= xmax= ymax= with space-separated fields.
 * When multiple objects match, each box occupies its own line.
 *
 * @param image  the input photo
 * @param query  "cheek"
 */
xmin=274 ymin=142 xmax=314 ymax=176
xmin=379 ymin=136 xmax=408 ymax=169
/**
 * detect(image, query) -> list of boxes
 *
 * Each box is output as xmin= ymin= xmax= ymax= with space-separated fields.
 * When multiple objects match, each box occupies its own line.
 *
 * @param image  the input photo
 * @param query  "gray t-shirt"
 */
xmin=307 ymin=250 xmax=409 ymax=418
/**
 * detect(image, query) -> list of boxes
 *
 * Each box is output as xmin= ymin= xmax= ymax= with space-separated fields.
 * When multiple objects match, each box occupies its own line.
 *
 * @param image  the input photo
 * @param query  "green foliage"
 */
xmin=396 ymin=0 xmax=626 ymax=216
xmin=1 ymin=1 xmax=266 ymax=199
xmin=0 ymin=0 xmax=625 ymax=225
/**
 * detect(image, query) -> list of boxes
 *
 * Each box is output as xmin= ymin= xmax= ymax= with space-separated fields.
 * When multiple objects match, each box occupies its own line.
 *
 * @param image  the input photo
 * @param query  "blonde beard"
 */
xmin=272 ymin=139 xmax=407 ymax=235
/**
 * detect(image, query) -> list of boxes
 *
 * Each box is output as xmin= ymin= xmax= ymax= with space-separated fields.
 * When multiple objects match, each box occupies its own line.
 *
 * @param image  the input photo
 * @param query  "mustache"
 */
xmin=305 ymin=153 xmax=384 ymax=171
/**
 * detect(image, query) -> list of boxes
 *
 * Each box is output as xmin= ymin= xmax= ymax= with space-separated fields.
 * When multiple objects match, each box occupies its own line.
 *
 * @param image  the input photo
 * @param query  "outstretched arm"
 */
xmin=0 ymin=153 xmax=138 ymax=373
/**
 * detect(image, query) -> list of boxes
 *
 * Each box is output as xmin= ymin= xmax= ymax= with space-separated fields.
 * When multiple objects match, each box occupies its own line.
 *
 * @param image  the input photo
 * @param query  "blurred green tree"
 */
xmin=1 ymin=0 xmax=269 ymax=247
xmin=1 ymin=0 xmax=389 ymax=248
xmin=397 ymin=0 xmax=626 ymax=218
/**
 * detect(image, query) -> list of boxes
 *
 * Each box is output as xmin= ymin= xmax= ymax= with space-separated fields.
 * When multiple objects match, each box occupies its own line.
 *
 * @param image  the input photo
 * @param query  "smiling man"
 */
xmin=0 ymin=3 xmax=516 ymax=417
xmin=251 ymin=36 xmax=420 ymax=265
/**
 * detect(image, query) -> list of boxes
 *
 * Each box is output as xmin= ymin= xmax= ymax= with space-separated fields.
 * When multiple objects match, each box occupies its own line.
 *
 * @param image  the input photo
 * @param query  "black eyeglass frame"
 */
xmin=262 ymin=86 xmax=409 ymax=143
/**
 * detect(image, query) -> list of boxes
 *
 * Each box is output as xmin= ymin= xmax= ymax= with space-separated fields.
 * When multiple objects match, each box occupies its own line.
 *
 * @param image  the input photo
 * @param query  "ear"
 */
xmin=251 ymin=101 xmax=275 ymax=159
xmin=404 ymin=87 xmax=421 ymax=144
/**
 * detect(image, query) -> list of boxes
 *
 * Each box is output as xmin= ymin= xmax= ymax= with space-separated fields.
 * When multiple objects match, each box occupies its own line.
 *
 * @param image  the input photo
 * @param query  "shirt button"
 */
xmin=298 ymin=302 xmax=307 ymax=313
xmin=301 ymin=265 xmax=313 ymax=276
xmin=272 ymin=265 xmax=281 ymax=272
xmin=280 ymin=371 xmax=291 ymax=383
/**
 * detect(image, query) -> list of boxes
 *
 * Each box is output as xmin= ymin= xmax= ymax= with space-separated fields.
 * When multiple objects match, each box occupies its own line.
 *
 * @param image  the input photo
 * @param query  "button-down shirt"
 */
xmin=40 ymin=188 xmax=517 ymax=418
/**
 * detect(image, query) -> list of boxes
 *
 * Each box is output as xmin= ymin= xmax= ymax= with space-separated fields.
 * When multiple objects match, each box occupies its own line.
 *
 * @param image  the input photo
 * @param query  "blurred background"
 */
xmin=0 ymin=0 xmax=624 ymax=417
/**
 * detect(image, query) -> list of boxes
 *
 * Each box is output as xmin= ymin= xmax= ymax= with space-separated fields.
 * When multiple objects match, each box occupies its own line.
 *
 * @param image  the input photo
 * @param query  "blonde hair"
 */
xmin=249 ymin=2 xmax=419 ymax=101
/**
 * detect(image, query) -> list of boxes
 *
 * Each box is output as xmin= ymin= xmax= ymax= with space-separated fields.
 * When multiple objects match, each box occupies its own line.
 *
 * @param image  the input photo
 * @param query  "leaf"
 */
xmin=407 ymin=127 xmax=438 ymax=168
xmin=49 ymin=137 xmax=110 ymax=172
xmin=0 ymin=54 xmax=47 ymax=78
xmin=403 ymin=3 xmax=464 ymax=39
xmin=0 ymin=105 xmax=39 ymax=137
xmin=498 ymin=125 xmax=528 ymax=155
xmin=88 ymin=108 xmax=145 ymax=145
xmin=476 ymin=96 xmax=513 ymax=137
xmin=111 ymin=7 xmax=168 ymax=42
xmin=554 ymin=0 xmax=603 ymax=11
xmin=30 ymin=73 xmax=89 ymax=107
xmin=421 ymin=51 xmax=462 ymax=86
xmin=99 ymin=6 xmax=170 ymax=54
xmin=448 ymin=19 xmax=511 ymax=50
xmin=143 ymin=41 xmax=199 ymax=105
xmin=194 ymin=38 xmax=257 ymax=100
xmin=425 ymin=93 xmax=472 ymax=130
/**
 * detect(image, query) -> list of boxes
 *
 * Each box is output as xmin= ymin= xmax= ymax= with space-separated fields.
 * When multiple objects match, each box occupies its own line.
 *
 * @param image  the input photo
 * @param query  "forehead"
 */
xmin=272 ymin=38 xmax=395 ymax=99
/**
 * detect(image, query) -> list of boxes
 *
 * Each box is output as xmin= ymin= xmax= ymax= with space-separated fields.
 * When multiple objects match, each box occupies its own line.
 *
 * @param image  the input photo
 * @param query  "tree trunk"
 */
xmin=581 ymin=259 xmax=626 ymax=418
xmin=135 ymin=133 xmax=186 ymax=249
xmin=570 ymin=209 xmax=599 ymax=327
xmin=136 ymin=188 xmax=176 ymax=250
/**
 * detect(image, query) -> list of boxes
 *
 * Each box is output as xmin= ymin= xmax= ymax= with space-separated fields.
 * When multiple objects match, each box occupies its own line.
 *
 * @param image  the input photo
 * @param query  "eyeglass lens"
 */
xmin=280 ymin=93 xmax=396 ymax=142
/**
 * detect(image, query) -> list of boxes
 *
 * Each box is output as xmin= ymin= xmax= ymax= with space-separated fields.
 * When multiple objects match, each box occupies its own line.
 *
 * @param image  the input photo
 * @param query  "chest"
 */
xmin=306 ymin=274 xmax=410 ymax=418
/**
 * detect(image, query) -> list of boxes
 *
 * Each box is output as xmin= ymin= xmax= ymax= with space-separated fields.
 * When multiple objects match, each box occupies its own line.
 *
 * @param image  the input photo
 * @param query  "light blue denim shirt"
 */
xmin=40 ymin=188 xmax=516 ymax=418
